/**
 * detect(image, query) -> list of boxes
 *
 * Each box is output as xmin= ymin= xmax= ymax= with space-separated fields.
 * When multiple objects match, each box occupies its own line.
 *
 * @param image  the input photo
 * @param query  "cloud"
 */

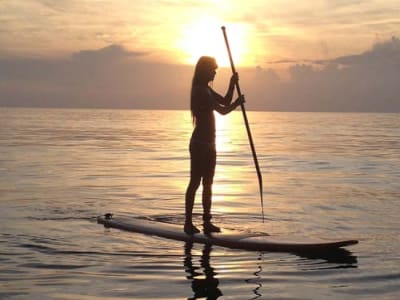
xmin=332 ymin=36 xmax=400 ymax=66
xmin=71 ymin=44 xmax=148 ymax=62
xmin=1 ymin=38 xmax=399 ymax=112
xmin=242 ymin=37 xmax=400 ymax=112
xmin=0 ymin=44 xmax=192 ymax=109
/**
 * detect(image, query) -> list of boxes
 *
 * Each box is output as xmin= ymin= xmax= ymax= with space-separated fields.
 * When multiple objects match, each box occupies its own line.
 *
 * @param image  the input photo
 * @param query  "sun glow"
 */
xmin=177 ymin=17 xmax=250 ymax=67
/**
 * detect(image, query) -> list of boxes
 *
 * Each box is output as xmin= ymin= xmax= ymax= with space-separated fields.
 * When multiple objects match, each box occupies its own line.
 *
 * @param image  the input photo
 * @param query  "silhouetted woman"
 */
xmin=185 ymin=56 xmax=244 ymax=234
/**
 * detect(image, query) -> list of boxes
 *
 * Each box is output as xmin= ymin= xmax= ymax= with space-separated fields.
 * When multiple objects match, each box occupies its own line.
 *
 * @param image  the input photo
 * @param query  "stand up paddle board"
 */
xmin=97 ymin=214 xmax=358 ymax=253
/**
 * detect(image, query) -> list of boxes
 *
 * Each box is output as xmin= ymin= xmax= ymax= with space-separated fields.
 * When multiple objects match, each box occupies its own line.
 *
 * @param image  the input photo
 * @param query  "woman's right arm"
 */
xmin=213 ymin=95 xmax=245 ymax=115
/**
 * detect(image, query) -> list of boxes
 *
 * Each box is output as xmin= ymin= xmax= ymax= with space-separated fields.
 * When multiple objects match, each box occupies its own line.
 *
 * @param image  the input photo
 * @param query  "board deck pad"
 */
xmin=97 ymin=214 xmax=358 ymax=253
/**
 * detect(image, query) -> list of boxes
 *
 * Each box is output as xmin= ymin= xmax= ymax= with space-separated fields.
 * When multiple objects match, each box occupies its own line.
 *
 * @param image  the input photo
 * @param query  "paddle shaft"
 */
xmin=221 ymin=26 xmax=264 ymax=222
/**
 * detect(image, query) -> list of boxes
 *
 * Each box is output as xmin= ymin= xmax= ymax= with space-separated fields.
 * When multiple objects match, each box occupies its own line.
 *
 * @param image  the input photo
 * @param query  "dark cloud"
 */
xmin=332 ymin=36 xmax=400 ymax=66
xmin=1 ymin=38 xmax=399 ymax=112
xmin=242 ymin=37 xmax=400 ymax=112
xmin=0 ymin=44 xmax=191 ymax=109
xmin=71 ymin=44 xmax=147 ymax=62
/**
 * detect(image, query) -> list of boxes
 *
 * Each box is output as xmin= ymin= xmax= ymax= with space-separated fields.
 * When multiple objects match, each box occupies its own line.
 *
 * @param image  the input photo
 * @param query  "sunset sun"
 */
xmin=177 ymin=17 xmax=250 ymax=67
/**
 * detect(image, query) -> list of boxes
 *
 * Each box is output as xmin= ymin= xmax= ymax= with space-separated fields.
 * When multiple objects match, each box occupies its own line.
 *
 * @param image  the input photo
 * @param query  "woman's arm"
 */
xmin=192 ymin=84 xmax=244 ymax=115
xmin=213 ymin=94 xmax=245 ymax=115
xmin=213 ymin=73 xmax=239 ymax=106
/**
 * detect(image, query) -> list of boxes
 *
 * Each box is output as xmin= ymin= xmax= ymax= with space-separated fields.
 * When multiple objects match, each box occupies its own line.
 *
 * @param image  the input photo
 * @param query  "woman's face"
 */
xmin=207 ymin=68 xmax=217 ymax=82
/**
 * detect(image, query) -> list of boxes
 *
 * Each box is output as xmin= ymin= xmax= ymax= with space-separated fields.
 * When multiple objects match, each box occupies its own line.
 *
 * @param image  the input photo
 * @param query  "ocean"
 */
xmin=0 ymin=107 xmax=399 ymax=299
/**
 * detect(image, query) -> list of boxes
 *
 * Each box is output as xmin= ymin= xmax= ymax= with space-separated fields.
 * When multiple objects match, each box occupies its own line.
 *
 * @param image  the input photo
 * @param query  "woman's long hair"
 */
xmin=190 ymin=56 xmax=217 ymax=124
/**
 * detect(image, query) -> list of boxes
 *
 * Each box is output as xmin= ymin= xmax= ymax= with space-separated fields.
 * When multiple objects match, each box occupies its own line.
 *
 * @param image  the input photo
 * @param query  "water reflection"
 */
xmin=184 ymin=242 xmax=222 ymax=300
xmin=297 ymin=248 xmax=358 ymax=269
xmin=183 ymin=241 xmax=358 ymax=300
xmin=245 ymin=254 xmax=263 ymax=300
xmin=184 ymin=242 xmax=266 ymax=300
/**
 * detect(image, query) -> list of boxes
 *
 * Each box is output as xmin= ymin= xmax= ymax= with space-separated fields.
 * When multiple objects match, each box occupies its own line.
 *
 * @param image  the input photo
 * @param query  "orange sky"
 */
xmin=1 ymin=0 xmax=399 ymax=66
xmin=1 ymin=0 xmax=400 ymax=112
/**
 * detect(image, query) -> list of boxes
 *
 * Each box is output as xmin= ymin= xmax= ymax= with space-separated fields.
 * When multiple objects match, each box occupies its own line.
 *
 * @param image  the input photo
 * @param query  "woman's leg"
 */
xmin=202 ymin=183 xmax=212 ymax=222
xmin=184 ymin=180 xmax=201 ymax=234
xmin=185 ymin=178 xmax=200 ymax=225
xmin=184 ymin=142 xmax=202 ymax=234
xmin=202 ymin=146 xmax=220 ymax=233
xmin=202 ymin=183 xmax=220 ymax=233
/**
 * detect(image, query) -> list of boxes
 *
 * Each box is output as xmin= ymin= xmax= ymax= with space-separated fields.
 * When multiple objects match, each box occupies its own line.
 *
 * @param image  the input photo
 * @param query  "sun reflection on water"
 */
xmin=213 ymin=112 xmax=249 ymax=210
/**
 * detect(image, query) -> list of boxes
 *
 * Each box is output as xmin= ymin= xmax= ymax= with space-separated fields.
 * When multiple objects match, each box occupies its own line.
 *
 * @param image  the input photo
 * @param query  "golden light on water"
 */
xmin=215 ymin=112 xmax=231 ymax=151
xmin=176 ymin=17 xmax=252 ymax=67
xmin=213 ymin=112 xmax=248 ymax=211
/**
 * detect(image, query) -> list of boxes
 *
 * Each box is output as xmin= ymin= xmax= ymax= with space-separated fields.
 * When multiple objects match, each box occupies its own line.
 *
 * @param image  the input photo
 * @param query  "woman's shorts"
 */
xmin=189 ymin=140 xmax=216 ymax=185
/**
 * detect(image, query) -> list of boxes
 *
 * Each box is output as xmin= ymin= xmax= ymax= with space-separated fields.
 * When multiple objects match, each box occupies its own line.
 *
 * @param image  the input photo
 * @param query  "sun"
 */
xmin=177 ymin=17 xmax=250 ymax=67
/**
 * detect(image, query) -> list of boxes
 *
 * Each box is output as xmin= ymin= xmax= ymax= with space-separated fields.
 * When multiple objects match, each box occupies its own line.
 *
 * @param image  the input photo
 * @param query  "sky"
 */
xmin=1 ymin=0 xmax=400 ymax=112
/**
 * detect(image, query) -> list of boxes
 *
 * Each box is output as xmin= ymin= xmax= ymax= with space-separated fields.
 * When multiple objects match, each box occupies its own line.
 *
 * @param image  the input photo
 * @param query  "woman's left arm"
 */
xmin=213 ymin=72 xmax=238 ymax=106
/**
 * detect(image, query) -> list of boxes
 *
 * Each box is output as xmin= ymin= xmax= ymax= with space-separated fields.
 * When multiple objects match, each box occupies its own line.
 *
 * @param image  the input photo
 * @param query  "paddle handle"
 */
xmin=221 ymin=26 xmax=264 ymax=222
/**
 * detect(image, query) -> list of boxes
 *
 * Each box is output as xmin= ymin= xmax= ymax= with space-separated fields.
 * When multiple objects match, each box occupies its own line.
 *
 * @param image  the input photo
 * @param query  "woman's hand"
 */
xmin=234 ymin=94 xmax=245 ymax=107
xmin=230 ymin=72 xmax=239 ymax=87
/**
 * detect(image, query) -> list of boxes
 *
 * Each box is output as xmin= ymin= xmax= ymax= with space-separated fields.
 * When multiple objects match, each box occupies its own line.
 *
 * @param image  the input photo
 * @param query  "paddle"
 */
xmin=221 ymin=26 xmax=264 ymax=222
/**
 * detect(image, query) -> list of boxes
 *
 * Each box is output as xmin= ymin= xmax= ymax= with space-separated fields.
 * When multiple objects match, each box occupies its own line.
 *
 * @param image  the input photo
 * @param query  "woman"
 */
xmin=184 ymin=56 xmax=245 ymax=234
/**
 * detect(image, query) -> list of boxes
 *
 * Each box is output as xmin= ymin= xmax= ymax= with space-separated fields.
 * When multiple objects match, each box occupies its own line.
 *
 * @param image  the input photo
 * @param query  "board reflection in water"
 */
xmin=183 ymin=241 xmax=357 ymax=299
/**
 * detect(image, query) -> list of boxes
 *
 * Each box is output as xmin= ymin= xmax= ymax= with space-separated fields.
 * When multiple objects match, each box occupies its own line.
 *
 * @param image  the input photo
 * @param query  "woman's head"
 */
xmin=192 ymin=56 xmax=218 ymax=85
xmin=190 ymin=56 xmax=218 ymax=123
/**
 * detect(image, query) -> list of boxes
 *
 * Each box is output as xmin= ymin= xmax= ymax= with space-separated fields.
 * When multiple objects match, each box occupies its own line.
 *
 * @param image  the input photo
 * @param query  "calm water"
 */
xmin=0 ymin=108 xmax=399 ymax=300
